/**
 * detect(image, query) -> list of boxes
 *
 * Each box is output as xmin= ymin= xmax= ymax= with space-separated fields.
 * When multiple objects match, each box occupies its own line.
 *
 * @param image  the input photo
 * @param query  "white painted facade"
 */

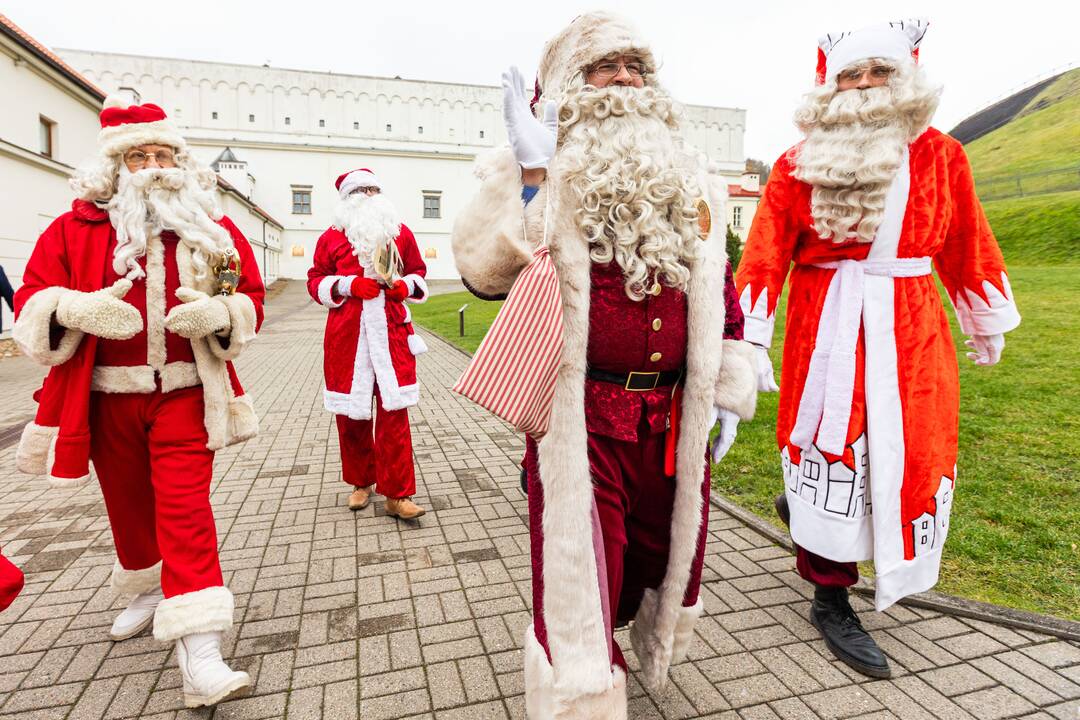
xmin=61 ymin=50 xmax=755 ymax=280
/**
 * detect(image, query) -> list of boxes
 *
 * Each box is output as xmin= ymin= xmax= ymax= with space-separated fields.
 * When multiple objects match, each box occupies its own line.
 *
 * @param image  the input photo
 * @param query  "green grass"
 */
xmin=716 ymin=266 xmax=1080 ymax=620
xmin=965 ymin=68 xmax=1080 ymax=177
xmin=984 ymin=190 xmax=1080 ymax=266
xmin=410 ymin=291 xmax=503 ymax=354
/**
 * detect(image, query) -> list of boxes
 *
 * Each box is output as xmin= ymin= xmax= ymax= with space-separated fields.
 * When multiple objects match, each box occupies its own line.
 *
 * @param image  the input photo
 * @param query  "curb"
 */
xmin=709 ymin=493 xmax=1080 ymax=642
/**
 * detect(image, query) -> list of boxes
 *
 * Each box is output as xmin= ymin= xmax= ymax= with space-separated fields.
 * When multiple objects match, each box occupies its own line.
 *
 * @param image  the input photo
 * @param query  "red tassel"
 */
xmin=664 ymin=385 xmax=682 ymax=477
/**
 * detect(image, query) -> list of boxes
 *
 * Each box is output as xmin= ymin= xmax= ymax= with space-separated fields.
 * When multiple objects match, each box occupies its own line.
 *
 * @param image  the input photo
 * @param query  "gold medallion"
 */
xmin=695 ymin=198 xmax=711 ymax=240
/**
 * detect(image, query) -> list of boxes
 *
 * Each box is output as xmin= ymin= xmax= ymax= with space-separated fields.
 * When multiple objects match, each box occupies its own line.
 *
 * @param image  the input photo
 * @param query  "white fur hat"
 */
xmin=97 ymin=95 xmax=187 ymax=157
xmin=816 ymin=19 xmax=928 ymax=85
xmin=537 ymin=12 xmax=657 ymax=104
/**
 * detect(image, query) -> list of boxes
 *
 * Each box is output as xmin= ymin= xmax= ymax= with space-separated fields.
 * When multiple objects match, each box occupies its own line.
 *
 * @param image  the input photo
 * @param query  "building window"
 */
xmin=733 ymin=206 xmax=743 ymax=228
xmin=418 ymin=126 xmax=423 ymax=134
xmin=424 ymin=247 xmax=438 ymax=259
xmin=248 ymin=114 xmax=255 ymax=122
xmin=319 ymin=119 xmax=325 ymax=128
xmin=386 ymin=123 xmax=392 ymax=132
xmin=39 ymin=115 xmax=56 ymax=158
xmin=212 ymin=111 xmax=218 ymax=120
xmin=422 ymin=192 xmax=441 ymax=219
xmin=353 ymin=121 xmax=359 ymax=130
xmin=479 ymin=130 xmax=485 ymax=139
xmin=285 ymin=116 xmax=291 ymax=125
xmin=291 ymin=187 xmax=312 ymax=214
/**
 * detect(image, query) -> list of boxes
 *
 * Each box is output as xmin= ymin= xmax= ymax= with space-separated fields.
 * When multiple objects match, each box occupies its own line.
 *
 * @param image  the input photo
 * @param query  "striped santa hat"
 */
xmin=97 ymin=95 xmax=186 ymax=157
xmin=335 ymin=168 xmax=381 ymax=198
xmin=815 ymin=18 xmax=928 ymax=85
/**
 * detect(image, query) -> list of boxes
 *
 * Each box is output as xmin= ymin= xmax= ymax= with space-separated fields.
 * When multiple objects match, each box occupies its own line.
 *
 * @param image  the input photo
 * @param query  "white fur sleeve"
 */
xmin=714 ymin=339 xmax=758 ymax=420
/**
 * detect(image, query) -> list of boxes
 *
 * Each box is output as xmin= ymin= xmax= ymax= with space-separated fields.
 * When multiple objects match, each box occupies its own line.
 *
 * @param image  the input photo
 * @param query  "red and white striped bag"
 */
xmin=453 ymin=208 xmax=563 ymax=438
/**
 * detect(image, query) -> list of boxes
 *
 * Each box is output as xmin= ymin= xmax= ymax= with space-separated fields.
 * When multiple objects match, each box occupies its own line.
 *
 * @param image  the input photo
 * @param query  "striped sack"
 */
xmin=452 ymin=242 xmax=563 ymax=438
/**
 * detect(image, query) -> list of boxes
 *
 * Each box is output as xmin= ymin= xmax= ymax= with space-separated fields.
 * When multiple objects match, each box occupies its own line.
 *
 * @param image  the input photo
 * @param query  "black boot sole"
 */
xmin=810 ymin=609 xmax=892 ymax=679
xmin=774 ymin=493 xmax=790 ymax=527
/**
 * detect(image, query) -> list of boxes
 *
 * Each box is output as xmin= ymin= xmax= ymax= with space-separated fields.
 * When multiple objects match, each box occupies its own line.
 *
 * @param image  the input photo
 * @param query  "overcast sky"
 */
xmin=7 ymin=0 xmax=1077 ymax=163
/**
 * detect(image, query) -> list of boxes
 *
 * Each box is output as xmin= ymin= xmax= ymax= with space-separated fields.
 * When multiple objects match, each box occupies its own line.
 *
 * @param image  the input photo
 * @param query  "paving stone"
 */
xmin=955 ymin=685 xmax=1038 ymax=720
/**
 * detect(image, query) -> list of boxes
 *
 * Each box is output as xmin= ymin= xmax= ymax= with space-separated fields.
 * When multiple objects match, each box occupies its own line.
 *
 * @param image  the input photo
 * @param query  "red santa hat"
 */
xmin=97 ymin=95 xmax=186 ymax=157
xmin=335 ymin=168 xmax=381 ymax=198
xmin=815 ymin=18 xmax=928 ymax=85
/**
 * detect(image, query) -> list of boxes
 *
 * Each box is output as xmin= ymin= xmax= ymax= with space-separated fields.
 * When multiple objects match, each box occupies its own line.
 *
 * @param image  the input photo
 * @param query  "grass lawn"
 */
xmin=983 ymin=191 xmax=1080 ymax=266
xmin=410 ymin=291 xmax=503 ymax=354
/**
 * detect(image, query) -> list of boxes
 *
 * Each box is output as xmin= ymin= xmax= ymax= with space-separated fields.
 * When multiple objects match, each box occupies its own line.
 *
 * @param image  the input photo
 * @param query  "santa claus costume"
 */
xmin=736 ymin=19 xmax=1021 ymax=678
xmin=307 ymin=169 xmax=430 ymax=520
xmin=453 ymin=13 xmax=758 ymax=718
xmin=0 ymin=549 xmax=23 ymax=614
xmin=13 ymin=97 xmax=263 ymax=706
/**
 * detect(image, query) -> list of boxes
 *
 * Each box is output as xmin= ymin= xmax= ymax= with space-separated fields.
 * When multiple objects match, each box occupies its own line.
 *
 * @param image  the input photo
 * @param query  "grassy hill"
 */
xmin=964 ymin=68 xmax=1080 ymax=177
xmin=984 ymin=190 xmax=1080 ymax=266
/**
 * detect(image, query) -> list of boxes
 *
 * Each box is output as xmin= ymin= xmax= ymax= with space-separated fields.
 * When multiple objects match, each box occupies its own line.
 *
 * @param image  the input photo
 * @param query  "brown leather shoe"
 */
xmin=385 ymin=497 xmax=425 ymax=520
xmin=348 ymin=487 xmax=372 ymax=511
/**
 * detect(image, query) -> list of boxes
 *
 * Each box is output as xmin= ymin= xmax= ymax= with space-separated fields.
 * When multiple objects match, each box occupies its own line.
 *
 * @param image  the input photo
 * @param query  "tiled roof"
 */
xmin=0 ymin=13 xmax=105 ymax=102
xmin=727 ymin=184 xmax=762 ymax=198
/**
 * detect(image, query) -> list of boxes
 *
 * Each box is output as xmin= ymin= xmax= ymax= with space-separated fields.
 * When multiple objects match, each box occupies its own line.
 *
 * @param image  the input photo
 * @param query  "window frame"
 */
xmin=38 ymin=115 xmax=56 ymax=158
xmin=291 ymin=186 xmax=313 ymax=215
xmin=422 ymin=191 xmax=442 ymax=219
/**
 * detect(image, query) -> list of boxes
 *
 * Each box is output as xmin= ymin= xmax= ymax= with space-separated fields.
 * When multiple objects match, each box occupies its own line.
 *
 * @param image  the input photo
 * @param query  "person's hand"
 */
xmin=965 ymin=334 xmax=1005 ymax=366
xmin=164 ymin=288 xmax=231 ymax=339
xmin=710 ymin=409 xmax=741 ymax=462
xmin=350 ymin=277 xmax=380 ymax=300
xmin=384 ymin=279 xmax=409 ymax=303
xmin=502 ymin=66 xmax=558 ymax=170
xmin=754 ymin=344 xmax=779 ymax=392
xmin=55 ymin=279 xmax=142 ymax=340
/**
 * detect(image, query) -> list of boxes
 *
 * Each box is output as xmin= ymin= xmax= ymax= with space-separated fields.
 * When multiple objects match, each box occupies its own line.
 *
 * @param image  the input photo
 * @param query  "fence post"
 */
xmin=458 ymin=304 xmax=468 ymax=337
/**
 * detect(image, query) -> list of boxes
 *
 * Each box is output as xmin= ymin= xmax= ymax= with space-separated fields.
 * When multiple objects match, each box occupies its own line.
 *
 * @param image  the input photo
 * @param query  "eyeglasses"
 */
xmin=588 ymin=60 xmax=648 ymax=79
xmin=353 ymin=186 xmax=381 ymax=195
xmin=838 ymin=64 xmax=896 ymax=83
xmin=124 ymin=148 xmax=176 ymax=167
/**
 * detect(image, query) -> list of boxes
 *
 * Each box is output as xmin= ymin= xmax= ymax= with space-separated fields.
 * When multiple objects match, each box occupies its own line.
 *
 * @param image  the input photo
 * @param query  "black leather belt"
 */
xmin=587 ymin=368 xmax=684 ymax=392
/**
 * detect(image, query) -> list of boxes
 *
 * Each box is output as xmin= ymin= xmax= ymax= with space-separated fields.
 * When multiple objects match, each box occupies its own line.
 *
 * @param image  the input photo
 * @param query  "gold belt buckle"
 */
xmin=625 ymin=371 xmax=660 ymax=392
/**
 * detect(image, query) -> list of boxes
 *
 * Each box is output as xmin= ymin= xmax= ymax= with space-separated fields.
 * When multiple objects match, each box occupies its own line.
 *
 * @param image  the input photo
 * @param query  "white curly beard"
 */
xmin=333 ymin=193 xmax=401 ymax=270
xmin=553 ymin=81 xmax=702 ymax=300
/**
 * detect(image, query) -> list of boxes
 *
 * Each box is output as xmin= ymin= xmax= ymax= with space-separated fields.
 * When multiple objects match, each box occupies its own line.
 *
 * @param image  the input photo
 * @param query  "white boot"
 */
xmin=109 ymin=586 xmax=163 ymax=641
xmin=176 ymin=631 xmax=251 ymax=707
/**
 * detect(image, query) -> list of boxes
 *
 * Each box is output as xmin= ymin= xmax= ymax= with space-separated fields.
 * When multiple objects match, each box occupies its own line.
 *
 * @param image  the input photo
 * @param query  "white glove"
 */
xmin=55 ymin=278 xmax=143 ymax=340
xmin=710 ymin=408 xmax=741 ymax=463
xmin=164 ymin=288 xmax=231 ymax=339
xmin=502 ymin=66 xmax=558 ymax=170
xmin=754 ymin=344 xmax=779 ymax=392
xmin=965 ymin=333 xmax=1005 ymax=366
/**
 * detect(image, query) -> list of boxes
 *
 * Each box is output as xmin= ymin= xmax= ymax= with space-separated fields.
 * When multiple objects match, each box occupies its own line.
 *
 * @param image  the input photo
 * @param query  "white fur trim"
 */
xmin=207 ymin=293 xmax=258 ymax=362
xmin=407 ymin=333 xmax=428 ymax=356
xmin=11 ymin=286 xmax=85 ymax=366
xmin=821 ymin=19 xmax=926 ymax=81
xmin=338 ymin=169 xmax=380 ymax=198
xmin=317 ymin=275 xmax=346 ymax=308
xmin=111 ymin=560 xmax=162 ymax=596
xmin=951 ymin=272 xmax=1021 ymax=336
xmin=402 ymin=273 xmax=429 ymax=304
xmin=98 ymin=119 xmax=186 ymax=158
xmin=524 ymin=624 xmax=627 ymax=720
xmin=153 ymin=586 xmax=234 ymax=641
xmin=45 ymin=433 xmax=91 ymax=489
xmin=335 ymin=275 xmax=356 ymax=298
xmin=227 ymin=394 xmax=259 ymax=444
xmin=15 ymin=422 xmax=57 ymax=476
xmin=739 ymin=285 xmax=776 ymax=349
xmin=145 ymin=236 xmax=167 ymax=372
xmin=671 ymin=598 xmax=703 ymax=664
xmin=631 ymin=591 xmax=704 ymax=673
xmin=160 ymin=361 xmax=201 ymax=393
xmin=714 ymin=339 xmax=758 ymax=421
xmin=91 ymin=365 xmax=155 ymax=393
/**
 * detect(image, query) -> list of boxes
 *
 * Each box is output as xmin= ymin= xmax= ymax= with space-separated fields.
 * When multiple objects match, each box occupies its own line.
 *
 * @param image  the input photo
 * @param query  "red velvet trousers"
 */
xmin=0 ymin=549 xmax=23 ymax=613
xmin=526 ymin=427 xmax=709 ymax=670
xmin=89 ymin=387 xmax=223 ymax=599
xmin=335 ymin=386 xmax=416 ymax=499
xmin=796 ymin=547 xmax=859 ymax=587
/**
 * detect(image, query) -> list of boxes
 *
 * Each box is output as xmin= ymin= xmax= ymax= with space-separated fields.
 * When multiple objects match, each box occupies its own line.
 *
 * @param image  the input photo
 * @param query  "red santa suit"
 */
xmin=12 ymin=101 xmax=264 ymax=643
xmin=306 ymin=201 xmax=429 ymax=499
xmin=736 ymin=129 xmax=1020 ymax=610
xmin=0 ymin=549 xmax=23 ymax=613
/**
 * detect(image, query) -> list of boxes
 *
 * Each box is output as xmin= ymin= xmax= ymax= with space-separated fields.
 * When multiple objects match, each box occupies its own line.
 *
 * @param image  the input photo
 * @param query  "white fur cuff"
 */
xmin=207 ymin=293 xmax=258 ymax=361
xmin=226 ymin=394 xmax=259 ymax=446
xmin=670 ymin=597 xmax=704 ymax=665
xmin=317 ymin=275 xmax=347 ymax=308
xmin=12 ymin=286 xmax=85 ymax=366
xmin=15 ymin=422 xmax=56 ymax=476
xmin=402 ymin=273 xmax=429 ymax=304
xmin=153 ymin=586 xmax=234 ymax=641
xmin=408 ymin=333 xmax=428 ymax=355
xmin=715 ymin=339 xmax=758 ymax=421
xmin=524 ymin=624 xmax=627 ymax=720
xmin=112 ymin=560 xmax=162 ymax=596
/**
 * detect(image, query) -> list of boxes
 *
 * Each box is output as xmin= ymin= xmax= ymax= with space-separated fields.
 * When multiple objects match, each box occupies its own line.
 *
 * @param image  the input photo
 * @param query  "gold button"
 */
xmin=652 ymin=318 xmax=662 ymax=331
xmin=650 ymin=352 xmax=662 ymax=362
xmin=650 ymin=282 xmax=662 ymax=296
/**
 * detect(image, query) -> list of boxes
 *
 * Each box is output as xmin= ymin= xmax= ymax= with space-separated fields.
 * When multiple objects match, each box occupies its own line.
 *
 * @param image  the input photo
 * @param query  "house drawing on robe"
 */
xmin=781 ymin=434 xmax=870 ymax=519
xmin=910 ymin=474 xmax=955 ymax=558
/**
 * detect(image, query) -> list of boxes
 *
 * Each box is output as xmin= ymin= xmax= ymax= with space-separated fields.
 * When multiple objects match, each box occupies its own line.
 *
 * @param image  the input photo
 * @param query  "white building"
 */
xmin=60 ymin=50 xmax=756 ymax=280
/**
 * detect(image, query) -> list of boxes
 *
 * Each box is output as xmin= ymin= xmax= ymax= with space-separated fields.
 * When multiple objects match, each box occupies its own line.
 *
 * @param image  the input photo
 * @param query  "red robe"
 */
xmin=736 ymin=128 xmax=1020 ymax=609
xmin=306 ymin=224 xmax=429 ymax=419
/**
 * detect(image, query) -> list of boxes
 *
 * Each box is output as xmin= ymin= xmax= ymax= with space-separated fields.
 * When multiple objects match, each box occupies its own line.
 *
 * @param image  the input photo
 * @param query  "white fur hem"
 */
xmin=226 ymin=395 xmax=259 ymax=445
xmin=15 ymin=422 xmax=56 ymax=476
xmin=402 ymin=273 xmax=429 ymax=304
xmin=407 ymin=333 xmax=428 ymax=355
xmin=524 ymin=624 xmax=627 ymax=720
xmin=714 ymin=339 xmax=758 ymax=421
xmin=111 ymin=560 xmax=162 ymax=596
xmin=153 ymin=586 xmax=234 ymax=641
xmin=629 ymin=589 xmax=704 ymax=693
xmin=11 ymin=286 xmax=85 ymax=366
xmin=208 ymin=293 xmax=258 ymax=362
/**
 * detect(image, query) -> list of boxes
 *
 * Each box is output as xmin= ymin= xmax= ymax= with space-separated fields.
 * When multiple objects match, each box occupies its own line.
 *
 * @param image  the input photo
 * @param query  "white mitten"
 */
xmin=502 ymin=66 xmax=558 ymax=170
xmin=55 ymin=279 xmax=142 ymax=340
xmin=754 ymin=344 xmax=779 ymax=392
xmin=164 ymin=288 xmax=231 ymax=339
xmin=710 ymin=408 xmax=741 ymax=463
xmin=965 ymin=334 xmax=1005 ymax=366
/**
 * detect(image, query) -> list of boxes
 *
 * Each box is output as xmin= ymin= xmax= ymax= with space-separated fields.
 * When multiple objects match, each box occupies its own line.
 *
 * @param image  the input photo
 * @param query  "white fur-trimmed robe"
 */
xmin=452 ymin=149 xmax=757 ymax=717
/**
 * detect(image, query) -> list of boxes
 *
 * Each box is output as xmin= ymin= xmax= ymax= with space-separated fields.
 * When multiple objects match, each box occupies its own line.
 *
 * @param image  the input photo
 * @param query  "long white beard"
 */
xmin=333 ymin=193 xmax=401 ymax=270
xmin=553 ymin=83 xmax=702 ymax=300
xmin=107 ymin=166 xmax=233 ymax=279
xmin=793 ymin=64 xmax=941 ymax=243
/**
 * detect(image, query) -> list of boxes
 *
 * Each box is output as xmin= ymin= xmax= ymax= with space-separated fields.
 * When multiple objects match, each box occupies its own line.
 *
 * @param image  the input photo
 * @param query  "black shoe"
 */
xmin=520 ymin=466 xmax=528 ymax=495
xmin=809 ymin=587 xmax=891 ymax=678
xmin=774 ymin=493 xmax=790 ymax=527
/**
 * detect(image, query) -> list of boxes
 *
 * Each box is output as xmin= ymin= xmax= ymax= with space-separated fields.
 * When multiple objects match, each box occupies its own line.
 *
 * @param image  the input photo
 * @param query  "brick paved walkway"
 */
xmin=0 ymin=280 xmax=1077 ymax=720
